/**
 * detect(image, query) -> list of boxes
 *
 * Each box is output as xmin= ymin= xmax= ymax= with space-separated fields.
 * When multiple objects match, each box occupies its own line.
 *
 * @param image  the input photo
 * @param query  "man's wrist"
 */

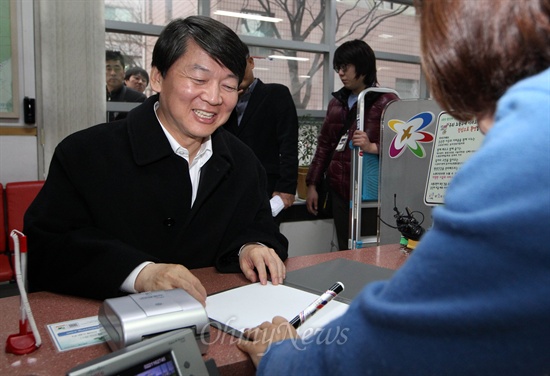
xmin=120 ymin=261 xmax=154 ymax=293
xmin=238 ymin=242 xmax=267 ymax=257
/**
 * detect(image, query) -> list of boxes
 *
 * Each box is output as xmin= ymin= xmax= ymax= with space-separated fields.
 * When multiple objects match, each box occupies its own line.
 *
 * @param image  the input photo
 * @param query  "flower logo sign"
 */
xmin=388 ymin=112 xmax=435 ymax=158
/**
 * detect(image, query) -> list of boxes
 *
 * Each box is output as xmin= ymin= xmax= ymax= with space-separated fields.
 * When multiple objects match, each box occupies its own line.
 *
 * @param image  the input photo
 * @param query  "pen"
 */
xmin=289 ymin=282 xmax=345 ymax=329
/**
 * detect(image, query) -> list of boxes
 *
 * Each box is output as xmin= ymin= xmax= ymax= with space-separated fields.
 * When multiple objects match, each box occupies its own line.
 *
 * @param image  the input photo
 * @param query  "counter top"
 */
xmin=0 ymin=244 xmax=408 ymax=375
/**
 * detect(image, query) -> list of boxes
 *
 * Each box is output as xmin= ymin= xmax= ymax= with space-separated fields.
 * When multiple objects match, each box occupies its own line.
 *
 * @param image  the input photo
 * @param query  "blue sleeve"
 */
xmin=257 ymin=69 xmax=550 ymax=375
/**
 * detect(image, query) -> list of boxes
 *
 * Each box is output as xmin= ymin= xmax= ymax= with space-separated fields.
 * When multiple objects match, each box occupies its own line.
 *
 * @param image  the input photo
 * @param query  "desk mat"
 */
xmin=284 ymin=258 xmax=395 ymax=304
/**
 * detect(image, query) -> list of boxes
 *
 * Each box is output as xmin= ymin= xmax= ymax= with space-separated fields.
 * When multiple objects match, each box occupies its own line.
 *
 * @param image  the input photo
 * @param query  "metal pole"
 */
xmin=349 ymin=88 xmax=400 ymax=249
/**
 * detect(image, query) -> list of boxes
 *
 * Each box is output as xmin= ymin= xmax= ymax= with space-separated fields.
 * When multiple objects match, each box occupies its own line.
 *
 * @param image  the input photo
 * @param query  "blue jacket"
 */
xmin=258 ymin=69 xmax=550 ymax=375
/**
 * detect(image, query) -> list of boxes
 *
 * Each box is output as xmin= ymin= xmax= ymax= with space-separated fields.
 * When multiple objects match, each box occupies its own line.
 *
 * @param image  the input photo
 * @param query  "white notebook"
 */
xmin=206 ymin=282 xmax=349 ymax=339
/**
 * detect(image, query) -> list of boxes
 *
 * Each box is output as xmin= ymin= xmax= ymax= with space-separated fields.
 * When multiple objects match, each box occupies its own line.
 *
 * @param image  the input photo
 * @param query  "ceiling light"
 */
xmin=214 ymin=10 xmax=282 ymax=23
xmin=378 ymin=34 xmax=394 ymax=39
xmin=268 ymin=55 xmax=309 ymax=62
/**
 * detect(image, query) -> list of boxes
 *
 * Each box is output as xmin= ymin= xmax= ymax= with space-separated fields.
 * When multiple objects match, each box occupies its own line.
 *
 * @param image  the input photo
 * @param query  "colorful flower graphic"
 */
xmin=388 ymin=112 xmax=435 ymax=158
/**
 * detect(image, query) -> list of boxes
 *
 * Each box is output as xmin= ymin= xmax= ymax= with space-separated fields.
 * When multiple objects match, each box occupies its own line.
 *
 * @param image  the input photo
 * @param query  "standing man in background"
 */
xmin=106 ymin=50 xmax=146 ymax=122
xmin=224 ymin=48 xmax=299 ymax=219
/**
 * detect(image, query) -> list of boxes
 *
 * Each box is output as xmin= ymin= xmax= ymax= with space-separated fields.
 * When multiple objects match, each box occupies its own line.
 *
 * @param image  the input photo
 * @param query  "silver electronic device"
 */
xmin=67 ymin=328 xmax=218 ymax=376
xmin=98 ymin=289 xmax=210 ymax=354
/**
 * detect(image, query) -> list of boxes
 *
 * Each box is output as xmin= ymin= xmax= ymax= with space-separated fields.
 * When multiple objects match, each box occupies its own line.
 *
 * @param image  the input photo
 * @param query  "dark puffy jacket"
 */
xmin=306 ymin=87 xmax=398 ymax=200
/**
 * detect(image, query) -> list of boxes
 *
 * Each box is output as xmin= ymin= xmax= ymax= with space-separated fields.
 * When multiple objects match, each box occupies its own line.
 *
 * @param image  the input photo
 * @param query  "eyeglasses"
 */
xmin=333 ymin=64 xmax=349 ymax=73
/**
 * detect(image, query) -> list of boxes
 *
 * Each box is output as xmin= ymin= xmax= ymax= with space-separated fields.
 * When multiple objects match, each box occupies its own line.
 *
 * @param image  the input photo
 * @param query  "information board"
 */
xmin=424 ymin=113 xmax=484 ymax=205
xmin=378 ymin=100 xmax=485 ymax=245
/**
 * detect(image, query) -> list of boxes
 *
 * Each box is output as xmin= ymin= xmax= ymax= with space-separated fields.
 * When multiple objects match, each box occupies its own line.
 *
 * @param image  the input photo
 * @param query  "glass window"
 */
xmin=249 ymin=49 xmax=325 ymax=110
xmin=333 ymin=1 xmax=420 ymax=100
xmin=211 ymin=1 xmax=326 ymax=44
xmin=361 ymin=8 xmax=419 ymax=57
xmin=333 ymin=60 xmax=421 ymax=99
xmin=105 ymin=0 xmax=196 ymax=25
xmin=104 ymin=0 xmax=422 ymax=110
xmin=105 ymin=6 xmax=135 ymax=22
xmin=105 ymin=31 xmax=158 ymax=97
xmin=396 ymin=77 xmax=420 ymax=99
xmin=105 ymin=32 xmax=156 ymax=68
xmin=378 ymin=61 xmax=421 ymax=98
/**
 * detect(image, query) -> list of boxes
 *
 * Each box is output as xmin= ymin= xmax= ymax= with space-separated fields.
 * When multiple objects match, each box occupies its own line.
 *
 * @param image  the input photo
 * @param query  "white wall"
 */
xmin=0 ymin=1 xmax=105 ymax=186
xmin=34 ymin=0 xmax=105 ymax=177
xmin=0 ymin=136 xmax=38 ymax=184
xmin=0 ymin=0 xmax=39 ymax=185
xmin=280 ymin=219 xmax=339 ymax=256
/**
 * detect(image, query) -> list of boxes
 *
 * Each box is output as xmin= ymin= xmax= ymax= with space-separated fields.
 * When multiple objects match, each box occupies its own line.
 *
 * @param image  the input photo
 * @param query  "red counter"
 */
xmin=0 ymin=244 xmax=408 ymax=375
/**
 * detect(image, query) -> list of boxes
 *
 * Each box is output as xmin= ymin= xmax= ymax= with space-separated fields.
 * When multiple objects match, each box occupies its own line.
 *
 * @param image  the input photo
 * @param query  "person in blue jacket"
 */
xmin=25 ymin=16 xmax=288 ymax=305
xmin=237 ymin=0 xmax=550 ymax=374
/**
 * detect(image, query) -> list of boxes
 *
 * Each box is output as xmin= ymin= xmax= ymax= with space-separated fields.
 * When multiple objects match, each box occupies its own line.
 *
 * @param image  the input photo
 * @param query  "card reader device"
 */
xmin=67 ymin=328 xmax=218 ymax=376
xmin=98 ymin=289 xmax=210 ymax=354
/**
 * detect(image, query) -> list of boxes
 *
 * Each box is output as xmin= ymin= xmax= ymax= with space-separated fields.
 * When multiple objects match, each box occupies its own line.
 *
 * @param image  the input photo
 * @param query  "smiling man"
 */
xmin=25 ymin=16 xmax=288 ymax=305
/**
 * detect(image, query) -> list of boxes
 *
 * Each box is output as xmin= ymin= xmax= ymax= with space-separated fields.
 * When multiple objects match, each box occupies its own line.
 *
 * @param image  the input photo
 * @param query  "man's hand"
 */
xmin=239 ymin=244 xmax=286 ymax=285
xmin=134 ymin=263 xmax=207 ymax=306
xmin=273 ymin=191 xmax=295 ymax=209
xmin=237 ymin=316 xmax=299 ymax=368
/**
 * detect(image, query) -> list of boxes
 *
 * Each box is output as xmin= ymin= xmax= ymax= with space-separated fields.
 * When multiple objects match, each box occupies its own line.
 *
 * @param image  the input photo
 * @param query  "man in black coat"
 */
xmin=224 ymin=51 xmax=298 ymax=218
xmin=25 ymin=17 xmax=288 ymax=305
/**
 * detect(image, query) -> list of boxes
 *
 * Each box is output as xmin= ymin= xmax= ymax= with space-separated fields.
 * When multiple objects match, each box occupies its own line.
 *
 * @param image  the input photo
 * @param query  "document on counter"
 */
xmin=47 ymin=316 xmax=108 ymax=352
xmin=206 ymin=282 xmax=349 ymax=339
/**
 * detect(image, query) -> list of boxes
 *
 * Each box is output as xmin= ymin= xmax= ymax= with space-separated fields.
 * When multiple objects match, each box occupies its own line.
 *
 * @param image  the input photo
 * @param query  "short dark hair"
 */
xmin=106 ymin=50 xmax=125 ymax=67
xmin=333 ymin=40 xmax=378 ymax=87
xmin=124 ymin=66 xmax=149 ymax=84
xmin=416 ymin=0 xmax=550 ymax=121
xmin=152 ymin=16 xmax=248 ymax=84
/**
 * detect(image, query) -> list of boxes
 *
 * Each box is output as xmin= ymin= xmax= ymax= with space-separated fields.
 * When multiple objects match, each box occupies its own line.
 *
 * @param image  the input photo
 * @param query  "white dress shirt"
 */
xmin=120 ymin=101 xmax=213 ymax=293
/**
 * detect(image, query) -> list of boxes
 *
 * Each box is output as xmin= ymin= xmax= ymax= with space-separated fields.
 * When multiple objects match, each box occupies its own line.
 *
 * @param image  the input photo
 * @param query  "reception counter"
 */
xmin=0 ymin=244 xmax=408 ymax=375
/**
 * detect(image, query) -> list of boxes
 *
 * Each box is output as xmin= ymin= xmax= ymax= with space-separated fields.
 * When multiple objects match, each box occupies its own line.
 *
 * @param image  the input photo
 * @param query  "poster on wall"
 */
xmin=424 ymin=112 xmax=484 ymax=205
xmin=0 ymin=0 xmax=19 ymax=118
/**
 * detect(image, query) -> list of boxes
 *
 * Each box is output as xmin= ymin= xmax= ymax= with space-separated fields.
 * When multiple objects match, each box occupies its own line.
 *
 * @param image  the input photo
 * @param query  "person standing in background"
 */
xmin=224 ymin=48 xmax=299 ymax=219
xmin=305 ymin=40 xmax=398 ymax=250
xmin=106 ymin=50 xmax=146 ymax=122
xmin=124 ymin=66 xmax=149 ymax=95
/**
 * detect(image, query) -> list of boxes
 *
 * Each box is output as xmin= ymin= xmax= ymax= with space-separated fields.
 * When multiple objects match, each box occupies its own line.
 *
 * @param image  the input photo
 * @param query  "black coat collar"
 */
xmin=125 ymin=94 xmax=235 ymax=170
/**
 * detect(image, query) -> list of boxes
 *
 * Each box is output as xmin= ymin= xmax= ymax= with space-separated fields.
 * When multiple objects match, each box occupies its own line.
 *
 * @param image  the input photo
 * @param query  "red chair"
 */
xmin=0 ymin=183 xmax=14 ymax=282
xmin=5 ymin=181 xmax=45 ymax=252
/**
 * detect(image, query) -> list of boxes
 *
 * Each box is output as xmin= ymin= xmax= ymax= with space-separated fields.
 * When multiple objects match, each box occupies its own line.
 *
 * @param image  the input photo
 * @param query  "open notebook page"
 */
xmin=206 ymin=282 xmax=349 ymax=339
